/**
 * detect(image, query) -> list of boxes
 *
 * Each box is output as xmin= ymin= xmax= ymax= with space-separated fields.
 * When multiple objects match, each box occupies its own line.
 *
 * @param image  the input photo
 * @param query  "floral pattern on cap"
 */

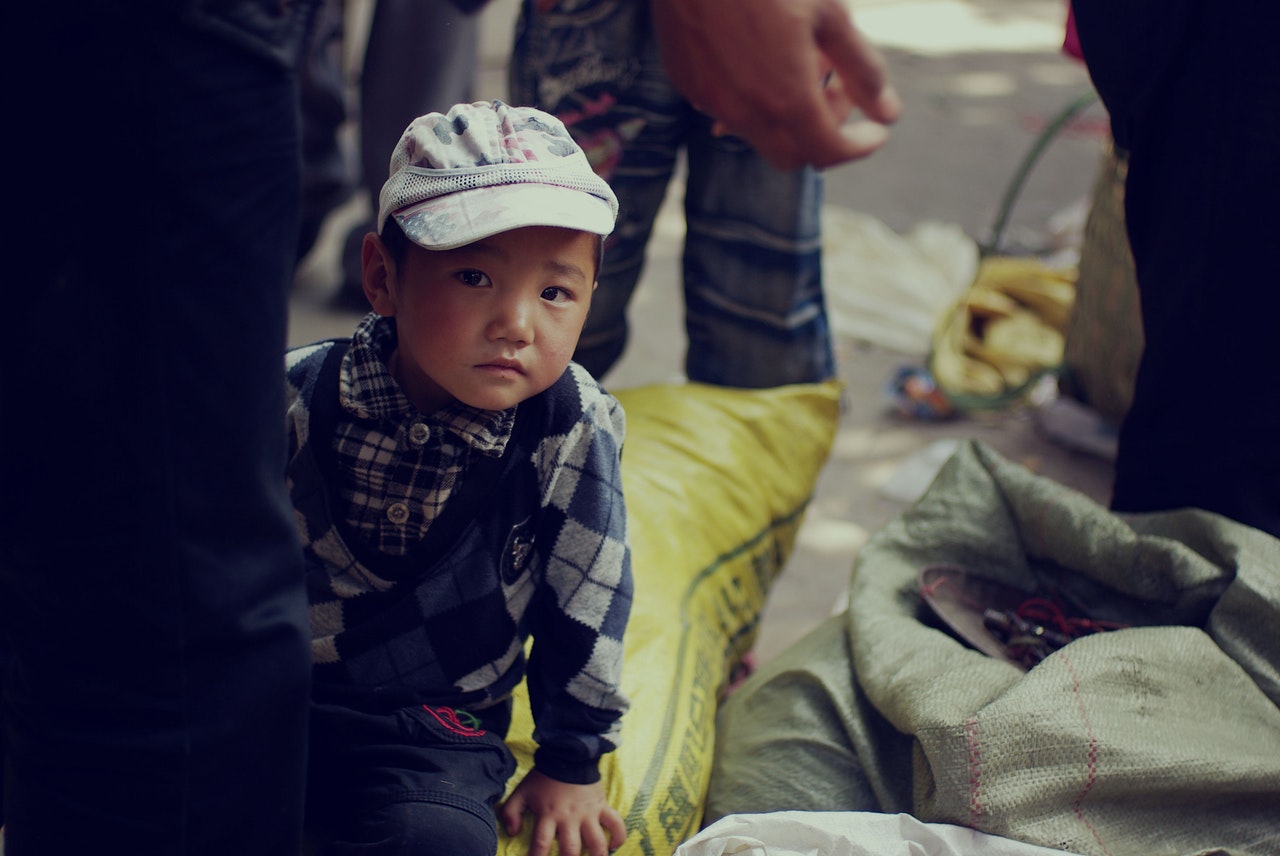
xmin=376 ymin=100 xmax=619 ymax=251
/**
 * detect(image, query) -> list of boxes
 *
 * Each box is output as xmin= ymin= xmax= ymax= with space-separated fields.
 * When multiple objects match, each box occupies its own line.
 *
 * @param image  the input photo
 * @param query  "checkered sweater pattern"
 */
xmin=284 ymin=338 xmax=632 ymax=783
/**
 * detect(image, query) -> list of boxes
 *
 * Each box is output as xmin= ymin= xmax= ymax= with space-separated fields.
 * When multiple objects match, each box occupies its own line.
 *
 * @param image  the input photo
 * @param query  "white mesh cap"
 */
xmin=378 ymin=100 xmax=619 ymax=251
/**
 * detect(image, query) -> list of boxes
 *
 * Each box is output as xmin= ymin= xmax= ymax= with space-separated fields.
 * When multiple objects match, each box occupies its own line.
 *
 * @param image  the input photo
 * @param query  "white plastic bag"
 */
xmin=674 ymin=811 xmax=1083 ymax=856
xmin=822 ymin=208 xmax=978 ymax=355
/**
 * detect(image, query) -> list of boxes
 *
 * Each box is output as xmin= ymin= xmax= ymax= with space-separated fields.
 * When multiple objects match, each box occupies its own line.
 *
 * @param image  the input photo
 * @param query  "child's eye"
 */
xmin=457 ymin=269 xmax=491 ymax=288
xmin=540 ymin=286 xmax=572 ymax=303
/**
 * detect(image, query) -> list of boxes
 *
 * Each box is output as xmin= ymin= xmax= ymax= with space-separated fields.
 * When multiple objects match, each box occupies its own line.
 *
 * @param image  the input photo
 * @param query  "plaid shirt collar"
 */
xmin=337 ymin=312 xmax=514 ymax=457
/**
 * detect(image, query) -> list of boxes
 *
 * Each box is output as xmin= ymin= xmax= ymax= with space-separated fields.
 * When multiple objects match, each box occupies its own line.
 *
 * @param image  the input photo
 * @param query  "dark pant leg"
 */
xmin=508 ymin=0 xmax=676 ymax=381
xmin=299 ymin=0 xmax=358 ymax=261
xmin=1 ymin=6 xmax=313 ymax=853
xmin=564 ymin=34 xmax=688 ymax=381
xmin=334 ymin=0 xmax=481 ymax=301
xmin=307 ymin=703 xmax=517 ymax=856
xmin=1073 ymin=0 xmax=1280 ymax=537
xmin=360 ymin=0 xmax=480 ymax=196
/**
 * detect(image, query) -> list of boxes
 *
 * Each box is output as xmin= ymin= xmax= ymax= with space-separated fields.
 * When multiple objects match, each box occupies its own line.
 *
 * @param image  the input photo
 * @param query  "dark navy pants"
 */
xmin=1072 ymin=0 xmax=1280 ymax=538
xmin=1 ymin=2 xmax=315 ymax=852
xmin=306 ymin=702 xmax=517 ymax=856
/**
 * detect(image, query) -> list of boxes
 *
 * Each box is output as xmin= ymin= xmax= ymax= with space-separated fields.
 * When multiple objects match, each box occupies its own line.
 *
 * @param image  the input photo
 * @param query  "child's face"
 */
xmin=363 ymin=225 xmax=598 ymax=414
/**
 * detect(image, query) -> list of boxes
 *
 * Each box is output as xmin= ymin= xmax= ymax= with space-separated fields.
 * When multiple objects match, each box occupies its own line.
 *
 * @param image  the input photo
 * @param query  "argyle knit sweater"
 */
xmin=285 ymin=339 xmax=632 ymax=783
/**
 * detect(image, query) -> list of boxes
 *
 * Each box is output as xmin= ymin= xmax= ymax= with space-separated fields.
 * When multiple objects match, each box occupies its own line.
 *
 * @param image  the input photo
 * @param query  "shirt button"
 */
xmin=385 ymin=502 xmax=410 ymax=525
xmin=408 ymin=423 xmax=430 ymax=446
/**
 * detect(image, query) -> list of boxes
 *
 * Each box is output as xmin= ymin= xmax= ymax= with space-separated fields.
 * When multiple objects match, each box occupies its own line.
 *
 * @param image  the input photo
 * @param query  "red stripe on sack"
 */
xmin=1059 ymin=652 xmax=1112 ymax=856
xmin=965 ymin=716 xmax=983 ymax=828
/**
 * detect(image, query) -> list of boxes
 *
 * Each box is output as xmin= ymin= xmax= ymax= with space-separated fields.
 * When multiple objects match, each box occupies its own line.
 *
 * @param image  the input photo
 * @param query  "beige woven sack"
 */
xmin=1060 ymin=145 xmax=1143 ymax=425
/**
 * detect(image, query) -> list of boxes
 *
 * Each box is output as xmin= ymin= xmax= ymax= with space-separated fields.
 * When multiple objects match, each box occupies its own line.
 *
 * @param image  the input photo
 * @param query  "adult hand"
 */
xmin=650 ymin=0 xmax=901 ymax=170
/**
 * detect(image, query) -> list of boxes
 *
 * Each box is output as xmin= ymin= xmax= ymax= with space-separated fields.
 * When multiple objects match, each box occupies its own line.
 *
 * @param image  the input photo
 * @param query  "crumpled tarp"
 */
xmin=705 ymin=440 xmax=1280 ymax=856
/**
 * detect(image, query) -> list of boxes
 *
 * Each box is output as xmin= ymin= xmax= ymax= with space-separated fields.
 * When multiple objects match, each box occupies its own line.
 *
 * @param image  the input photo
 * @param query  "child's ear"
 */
xmin=361 ymin=233 xmax=397 ymax=316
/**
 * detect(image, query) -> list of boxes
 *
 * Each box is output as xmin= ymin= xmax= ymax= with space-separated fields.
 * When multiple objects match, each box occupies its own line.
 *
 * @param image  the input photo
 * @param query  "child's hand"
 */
xmin=498 ymin=769 xmax=627 ymax=856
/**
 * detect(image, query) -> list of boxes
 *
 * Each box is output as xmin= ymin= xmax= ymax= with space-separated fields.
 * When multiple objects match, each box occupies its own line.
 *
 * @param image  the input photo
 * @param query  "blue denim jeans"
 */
xmin=511 ymin=0 xmax=835 ymax=388
xmin=1 ymin=3 xmax=315 ymax=852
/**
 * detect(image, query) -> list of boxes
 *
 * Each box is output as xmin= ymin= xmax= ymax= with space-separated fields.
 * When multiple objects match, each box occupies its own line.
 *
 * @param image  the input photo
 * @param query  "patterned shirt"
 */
xmin=284 ymin=314 xmax=632 ymax=783
xmin=333 ymin=313 xmax=516 ymax=555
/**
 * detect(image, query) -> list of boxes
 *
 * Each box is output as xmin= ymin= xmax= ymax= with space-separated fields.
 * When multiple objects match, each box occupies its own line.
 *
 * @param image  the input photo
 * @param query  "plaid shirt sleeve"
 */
xmin=524 ymin=363 xmax=633 ymax=784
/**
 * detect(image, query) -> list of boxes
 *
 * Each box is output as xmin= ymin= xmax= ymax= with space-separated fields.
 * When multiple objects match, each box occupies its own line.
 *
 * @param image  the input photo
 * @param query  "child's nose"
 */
xmin=488 ymin=293 xmax=534 ymax=344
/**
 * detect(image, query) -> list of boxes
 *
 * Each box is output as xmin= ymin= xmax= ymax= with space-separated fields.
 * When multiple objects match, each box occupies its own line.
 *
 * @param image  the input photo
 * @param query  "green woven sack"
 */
xmin=707 ymin=440 xmax=1280 ymax=856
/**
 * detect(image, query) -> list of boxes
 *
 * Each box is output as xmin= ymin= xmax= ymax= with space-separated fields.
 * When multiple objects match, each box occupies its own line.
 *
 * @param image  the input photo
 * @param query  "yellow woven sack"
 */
xmin=929 ymin=257 xmax=1076 ymax=410
xmin=497 ymin=380 xmax=841 ymax=855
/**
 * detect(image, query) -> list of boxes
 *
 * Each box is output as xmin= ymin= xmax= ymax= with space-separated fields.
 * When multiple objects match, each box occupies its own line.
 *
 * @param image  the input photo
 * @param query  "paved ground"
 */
xmin=290 ymin=0 xmax=1119 ymax=664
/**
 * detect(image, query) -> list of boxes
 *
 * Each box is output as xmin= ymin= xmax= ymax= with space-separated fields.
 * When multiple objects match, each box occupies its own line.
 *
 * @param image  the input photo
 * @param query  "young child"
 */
xmin=285 ymin=100 xmax=632 ymax=856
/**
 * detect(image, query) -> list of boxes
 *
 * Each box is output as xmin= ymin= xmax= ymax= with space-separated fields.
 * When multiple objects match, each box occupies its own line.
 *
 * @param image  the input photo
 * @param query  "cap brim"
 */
xmin=391 ymin=184 xmax=615 ymax=251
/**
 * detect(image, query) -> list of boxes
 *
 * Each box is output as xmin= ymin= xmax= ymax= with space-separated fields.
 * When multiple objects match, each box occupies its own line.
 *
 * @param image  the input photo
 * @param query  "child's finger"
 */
xmin=580 ymin=820 xmax=611 ymax=856
xmin=497 ymin=794 xmax=526 ymax=836
xmin=529 ymin=816 xmax=558 ymax=856
xmin=555 ymin=821 xmax=583 ymax=856
xmin=601 ymin=808 xmax=628 ymax=850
